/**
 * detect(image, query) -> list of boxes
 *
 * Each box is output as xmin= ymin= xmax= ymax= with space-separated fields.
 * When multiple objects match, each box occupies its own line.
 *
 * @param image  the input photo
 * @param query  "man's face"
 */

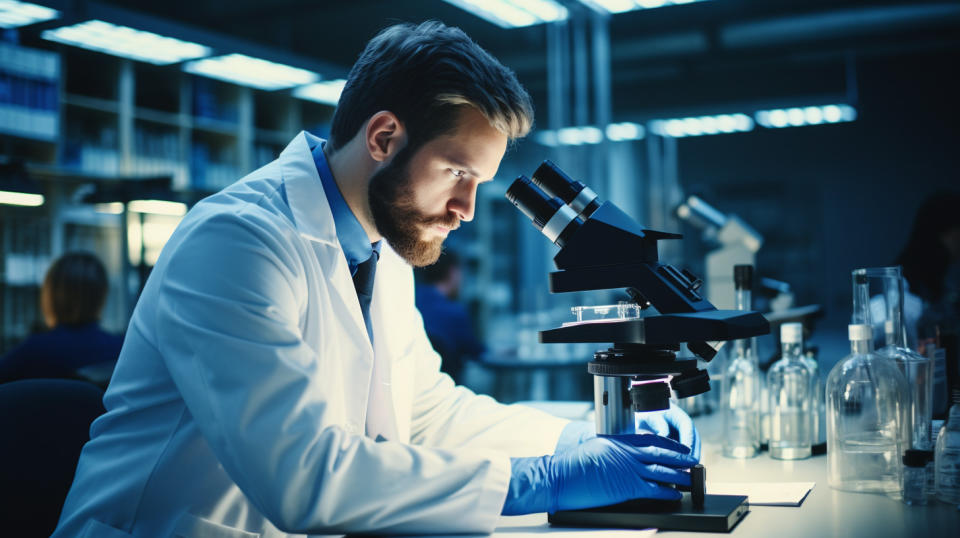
xmin=368 ymin=107 xmax=508 ymax=266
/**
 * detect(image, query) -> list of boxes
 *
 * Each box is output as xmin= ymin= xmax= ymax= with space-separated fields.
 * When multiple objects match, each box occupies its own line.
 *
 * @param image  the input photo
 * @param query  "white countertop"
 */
xmin=490 ymin=404 xmax=960 ymax=538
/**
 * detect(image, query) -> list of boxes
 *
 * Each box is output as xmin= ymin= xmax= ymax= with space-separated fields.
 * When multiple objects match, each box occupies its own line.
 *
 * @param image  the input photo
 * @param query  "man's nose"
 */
xmin=449 ymin=181 xmax=478 ymax=222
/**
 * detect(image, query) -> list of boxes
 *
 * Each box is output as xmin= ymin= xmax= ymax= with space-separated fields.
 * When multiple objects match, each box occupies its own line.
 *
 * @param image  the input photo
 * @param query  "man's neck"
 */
xmin=324 ymin=140 xmax=382 ymax=243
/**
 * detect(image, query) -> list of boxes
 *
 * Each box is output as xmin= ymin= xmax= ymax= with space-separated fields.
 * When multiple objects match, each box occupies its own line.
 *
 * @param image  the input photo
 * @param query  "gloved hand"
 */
xmin=553 ymin=420 xmax=596 ymax=453
xmin=553 ymin=403 xmax=700 ymax=460
xmin=636 ymin=402 xmax=701 ymax=460
xmin=502 ymin=434 xmax=697 ymax=515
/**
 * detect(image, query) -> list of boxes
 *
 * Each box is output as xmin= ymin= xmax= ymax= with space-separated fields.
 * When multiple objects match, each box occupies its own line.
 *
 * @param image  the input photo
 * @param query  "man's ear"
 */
xmin=365 ymin=111 xmax=406 ymax=163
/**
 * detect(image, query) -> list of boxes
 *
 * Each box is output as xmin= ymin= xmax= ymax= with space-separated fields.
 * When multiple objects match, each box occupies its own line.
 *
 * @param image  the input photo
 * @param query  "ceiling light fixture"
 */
xmin=42 ymin=19 xmax=210 ymax=65
xmin=0 ymin=0 xmax=58 ymax=29
xmin=442 ymin=0 xmax=568 ymax=28
xmin=292 ymin=79 xmax=348 ymax=106
xmin=184 ymin=53 xmax=319 ymax=90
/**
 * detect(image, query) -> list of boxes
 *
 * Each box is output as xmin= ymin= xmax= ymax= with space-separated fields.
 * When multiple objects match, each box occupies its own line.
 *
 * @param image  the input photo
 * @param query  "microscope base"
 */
xmin=548 ymin=493 xmax=749 ymax=533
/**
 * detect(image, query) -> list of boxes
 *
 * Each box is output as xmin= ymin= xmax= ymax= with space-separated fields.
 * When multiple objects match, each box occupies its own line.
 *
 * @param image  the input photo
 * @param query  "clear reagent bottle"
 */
xmin=722 ymin=264 xmax=761 ymax=459
xmin=767 ymin=322 xmax=813 ymax=460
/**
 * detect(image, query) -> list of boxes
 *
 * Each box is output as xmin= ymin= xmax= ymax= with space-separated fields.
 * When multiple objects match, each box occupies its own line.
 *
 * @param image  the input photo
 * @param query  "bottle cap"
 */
xmin=902 ymin=449 xmax=933 ymax=467
xmin=781 ymin=322 xmax=803 ymax=344
xmin=848 ymin=324 xmax=872 ymax=342
xmin=734 ymin=265 xmax=753 ymax=290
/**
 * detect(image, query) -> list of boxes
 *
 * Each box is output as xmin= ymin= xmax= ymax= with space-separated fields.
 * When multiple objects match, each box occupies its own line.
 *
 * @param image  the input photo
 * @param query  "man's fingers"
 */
xmin=637 ymin=412 xmax=670 ymax=437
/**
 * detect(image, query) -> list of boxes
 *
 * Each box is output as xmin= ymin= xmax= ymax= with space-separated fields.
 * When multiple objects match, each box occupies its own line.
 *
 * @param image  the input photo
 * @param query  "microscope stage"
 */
xmin=548 ymin=493 xmax=749 ymax=533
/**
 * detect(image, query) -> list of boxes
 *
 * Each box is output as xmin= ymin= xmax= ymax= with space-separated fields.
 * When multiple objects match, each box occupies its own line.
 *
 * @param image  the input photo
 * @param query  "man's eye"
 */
xmin=450 ymin=169 xmax=466 ymax=179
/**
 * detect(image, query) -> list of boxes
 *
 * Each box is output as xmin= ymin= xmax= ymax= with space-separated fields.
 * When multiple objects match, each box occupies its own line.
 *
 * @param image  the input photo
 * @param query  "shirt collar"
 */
xmin=311 ymin=140 xmax=381 ymax=274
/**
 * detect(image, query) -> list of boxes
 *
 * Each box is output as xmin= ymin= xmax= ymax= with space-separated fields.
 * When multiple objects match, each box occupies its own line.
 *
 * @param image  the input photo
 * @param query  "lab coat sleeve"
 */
xmin=152 ymin=212 xmax=511 ymax=535
xmin=406 ymin=304 xmax=569 ymax=457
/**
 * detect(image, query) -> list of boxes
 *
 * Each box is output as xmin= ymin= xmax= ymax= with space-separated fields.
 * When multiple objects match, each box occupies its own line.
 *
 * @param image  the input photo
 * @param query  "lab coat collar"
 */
xmin=280 ymin=131 xmax=338 ymax=245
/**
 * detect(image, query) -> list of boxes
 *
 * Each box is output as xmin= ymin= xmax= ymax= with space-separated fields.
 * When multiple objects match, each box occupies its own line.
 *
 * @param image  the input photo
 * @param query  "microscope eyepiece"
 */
xmin=531 ymin=160 xmax=601 ymax=218
xmin=507 ymin=175 xmax=582 ymax=247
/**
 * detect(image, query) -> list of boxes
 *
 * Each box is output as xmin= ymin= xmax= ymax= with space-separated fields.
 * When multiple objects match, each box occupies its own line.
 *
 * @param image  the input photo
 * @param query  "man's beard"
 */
xmin=368 ymin=146 xmax=460 ymax=267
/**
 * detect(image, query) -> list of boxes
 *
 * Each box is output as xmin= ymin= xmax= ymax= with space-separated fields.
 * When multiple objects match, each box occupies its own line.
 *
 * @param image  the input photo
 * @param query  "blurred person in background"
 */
xmin=896 ymin=190 xmax=960 ymax=314
xmin=415 ymin=250 xmax=486 ymax=384
xmin=0 ymin=252 xmax=123 ymax=387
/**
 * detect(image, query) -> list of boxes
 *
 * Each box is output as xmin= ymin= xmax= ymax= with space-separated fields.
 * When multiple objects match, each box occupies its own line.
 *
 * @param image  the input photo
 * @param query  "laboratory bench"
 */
xmin=487 ymin=402 xmax=960 ymax=538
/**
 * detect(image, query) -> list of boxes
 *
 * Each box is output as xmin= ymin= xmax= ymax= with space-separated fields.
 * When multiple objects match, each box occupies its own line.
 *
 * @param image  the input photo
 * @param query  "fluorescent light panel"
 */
xmin=442 ymin=0 xmax=568 ymax=28
xmin=755 ymin=104 xmax=857 ymax=128
xmin=184 ymin=53 xmax=319 ymax=90
xmin=649 ymin=113 xmax=753 ymax=138
xmin=293 ymin=79 xmax=347 ymax=106
xmin=128 ymin=199 xmax=187 ymax=216
xmin=0 ymin=0 xmax=58 ymax=29
xmin=42 ymin=19 xmax=210 ymax=65
xmin=580 ymin=0 xmax=705 ymax=14
xmin=536 ymin=122 xmax=645 ymax=146
xmin=0 ymin=189 xmax=44 ymax=206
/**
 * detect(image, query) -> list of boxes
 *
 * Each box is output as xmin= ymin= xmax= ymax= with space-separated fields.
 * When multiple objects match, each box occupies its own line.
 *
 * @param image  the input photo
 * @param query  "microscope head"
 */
xmin=506 ymin=161 xmax=769 ymax=413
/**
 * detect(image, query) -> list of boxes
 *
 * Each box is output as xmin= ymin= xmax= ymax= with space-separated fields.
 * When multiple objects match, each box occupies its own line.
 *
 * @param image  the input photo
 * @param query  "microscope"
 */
xmin=506 ymin=161 xmax=770 ymax=532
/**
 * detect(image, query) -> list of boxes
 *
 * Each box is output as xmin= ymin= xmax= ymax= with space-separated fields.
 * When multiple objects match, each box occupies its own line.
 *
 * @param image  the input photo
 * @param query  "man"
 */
xmin=415 ymin=250 xmax=485 ymax=384
xmin=54 ymin=22 xmax=699 ymax=537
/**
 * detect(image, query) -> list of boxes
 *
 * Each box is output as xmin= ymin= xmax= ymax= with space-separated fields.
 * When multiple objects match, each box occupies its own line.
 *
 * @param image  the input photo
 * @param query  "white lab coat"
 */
xmin=53 ymin=132 xmax=568 ymax=538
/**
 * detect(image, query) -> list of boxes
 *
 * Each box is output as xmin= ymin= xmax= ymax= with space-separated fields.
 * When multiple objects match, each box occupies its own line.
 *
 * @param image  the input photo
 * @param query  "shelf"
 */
xmin=254 ymin=128 xmax=292 ymax=145
xmin=63 ymin=93 xmax=120 ymax=115
xmin=135 ymin=107 xmax=185 ymax=128
xmin=192 ymin=116 xmax=240 ymax=137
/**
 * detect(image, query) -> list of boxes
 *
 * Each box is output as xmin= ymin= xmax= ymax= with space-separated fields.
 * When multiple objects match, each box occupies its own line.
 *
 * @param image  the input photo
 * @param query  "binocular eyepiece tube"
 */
xmin=531 ymin=160 xmax=601 ymax=219
xmin=506 ymin=175 xmax=582 ymax=248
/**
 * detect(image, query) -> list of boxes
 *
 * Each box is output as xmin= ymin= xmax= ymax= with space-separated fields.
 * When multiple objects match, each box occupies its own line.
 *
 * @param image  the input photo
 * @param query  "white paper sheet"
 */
xmin=707 ymin=481 xmax=815 ymax=506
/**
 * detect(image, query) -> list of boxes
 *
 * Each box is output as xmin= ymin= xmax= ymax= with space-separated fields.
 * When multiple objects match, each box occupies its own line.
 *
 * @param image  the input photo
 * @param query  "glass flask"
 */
xmin=935 ymin=390 xmax=960 ymax=505
xmin=722 ymin=265 xmax=761 ymax=458
xmin=857 ymin=266 xmax=934 ymax=450
xmin=767 ymin=322 xmax=813 ymax=460
xmin=827 ymin=323 xmax=909 ymax=493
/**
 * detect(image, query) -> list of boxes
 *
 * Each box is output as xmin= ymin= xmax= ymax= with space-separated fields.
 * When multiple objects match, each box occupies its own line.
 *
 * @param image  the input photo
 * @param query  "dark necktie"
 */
xmin=352 ymin=251 xmax=378 ymax=343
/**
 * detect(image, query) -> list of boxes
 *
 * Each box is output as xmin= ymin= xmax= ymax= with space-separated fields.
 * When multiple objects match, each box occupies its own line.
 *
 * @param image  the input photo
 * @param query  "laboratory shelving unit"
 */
xmin=1 ymin=39 xmax=337 ymax=353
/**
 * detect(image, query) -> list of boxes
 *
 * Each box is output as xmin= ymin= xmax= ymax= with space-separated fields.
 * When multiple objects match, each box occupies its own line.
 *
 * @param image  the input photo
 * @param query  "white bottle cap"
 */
xmin=848 ymin=324 xmax=872 ymax=342
xmin=781 ymin=322 xmax=803 ymax=344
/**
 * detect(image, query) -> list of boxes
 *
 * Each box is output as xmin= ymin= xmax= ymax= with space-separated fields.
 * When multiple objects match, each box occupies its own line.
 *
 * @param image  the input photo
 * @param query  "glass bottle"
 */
xmin=827 ymin=323 xmax=908 ymax=492
xmin=767 ymin=322 xmax=813 ymax=460
xmin=935 ymin=389 xmax=960 ymax=505
xmin=803 ymin=348 xmax=826 ymax=453
xmin=901 ymin=449 xmax=931 ymax=505
xmin=860 ymin=267 xmax=934 ymax=450
xmin=722 ymin=264 xmax=761 ymax=458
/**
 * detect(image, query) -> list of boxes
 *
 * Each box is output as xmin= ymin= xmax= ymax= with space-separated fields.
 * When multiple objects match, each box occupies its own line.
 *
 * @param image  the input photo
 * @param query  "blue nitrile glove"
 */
xmin=636 ymin=402 xmax=701 ymax=460
xmin=553 ymin=420 xmax=595 ymax=453
xmin=502 ymin=434 xmax=698 ymax=515
xmin=554 ymin=404 xmax=700 ymax=460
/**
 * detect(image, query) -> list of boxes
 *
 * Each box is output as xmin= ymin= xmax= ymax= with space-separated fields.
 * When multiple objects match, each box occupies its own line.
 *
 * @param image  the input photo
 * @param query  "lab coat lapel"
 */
xmin=280 ymin=132 xmax=371 ymax=350
xmin=279 ymin=132 xmax=374 ymax=421
xmin=368 ymin=244 xmax=401 ymax=442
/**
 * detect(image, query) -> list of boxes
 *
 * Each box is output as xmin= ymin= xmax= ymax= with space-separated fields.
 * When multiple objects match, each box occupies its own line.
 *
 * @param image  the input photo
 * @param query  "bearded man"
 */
xmin=53 ymin=21 xmax=699 ymax=537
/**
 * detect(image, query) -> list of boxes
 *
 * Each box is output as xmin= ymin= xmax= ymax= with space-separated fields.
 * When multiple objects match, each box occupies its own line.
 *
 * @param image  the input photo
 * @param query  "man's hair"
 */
xmin=41 ymin=252 xmax=109 ymax=326
xmin=328 ymin=21 xmax=533 ymax=151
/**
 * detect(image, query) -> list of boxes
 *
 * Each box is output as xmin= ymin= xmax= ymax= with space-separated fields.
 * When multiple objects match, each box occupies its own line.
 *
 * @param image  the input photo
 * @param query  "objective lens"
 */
xmin=506 ymin=175 xmax=581 ymax=247
xmin=629 ymin=382 xmax=671 ymax=412
xmin=531 ymin=160 xmax=601 ymax=218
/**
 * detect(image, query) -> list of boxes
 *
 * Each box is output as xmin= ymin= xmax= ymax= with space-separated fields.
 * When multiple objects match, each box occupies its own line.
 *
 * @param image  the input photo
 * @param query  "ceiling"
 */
xmin=24 ymin=0 xmax=960 ymax=122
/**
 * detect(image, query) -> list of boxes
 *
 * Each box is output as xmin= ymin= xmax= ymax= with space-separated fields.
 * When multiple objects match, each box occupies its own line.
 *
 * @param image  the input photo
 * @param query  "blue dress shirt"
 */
xmin=311 ymin=141 xmax=381 ymax=275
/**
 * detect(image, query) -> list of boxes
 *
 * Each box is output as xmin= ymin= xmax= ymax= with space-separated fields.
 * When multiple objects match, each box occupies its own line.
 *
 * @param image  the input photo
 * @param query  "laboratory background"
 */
xmin=2 ymin=0 xmax=960 ymax=535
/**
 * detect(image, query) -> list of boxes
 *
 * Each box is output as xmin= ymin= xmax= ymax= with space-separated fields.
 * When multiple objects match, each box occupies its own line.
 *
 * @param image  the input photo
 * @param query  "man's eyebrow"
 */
xmin=445 ymin=156 xmax=483 ymax=180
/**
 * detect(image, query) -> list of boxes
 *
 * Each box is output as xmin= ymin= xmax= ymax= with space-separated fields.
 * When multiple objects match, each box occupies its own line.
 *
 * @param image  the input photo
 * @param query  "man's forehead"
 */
xmin=431 ymin=117 xmax=507 ymax=179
